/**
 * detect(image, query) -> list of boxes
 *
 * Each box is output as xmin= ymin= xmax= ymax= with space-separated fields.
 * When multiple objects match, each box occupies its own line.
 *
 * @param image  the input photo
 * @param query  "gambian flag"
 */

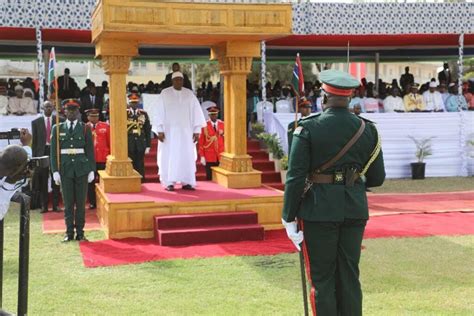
xmin=291 ymin=53 xmax=304 ymax=96
xmin=47 ymin=47 xmax=57 ymax=99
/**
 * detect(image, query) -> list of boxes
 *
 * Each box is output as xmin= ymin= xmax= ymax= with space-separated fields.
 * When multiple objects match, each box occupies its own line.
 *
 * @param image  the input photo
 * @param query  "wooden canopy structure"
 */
xmin=91 ymin=0 xmax=292 ymax=191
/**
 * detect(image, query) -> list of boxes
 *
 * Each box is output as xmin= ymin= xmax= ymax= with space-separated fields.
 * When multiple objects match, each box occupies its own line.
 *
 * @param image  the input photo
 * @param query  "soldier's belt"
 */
xmin=308 ymin=171 xmax=360 ymax=185
xmin=60 ymin=148 xmax=85 ymax=155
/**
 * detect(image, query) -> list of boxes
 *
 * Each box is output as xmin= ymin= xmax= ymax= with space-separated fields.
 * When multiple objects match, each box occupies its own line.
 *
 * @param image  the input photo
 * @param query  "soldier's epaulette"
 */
xmin=359 ymin=115 xmax=375 ymax=124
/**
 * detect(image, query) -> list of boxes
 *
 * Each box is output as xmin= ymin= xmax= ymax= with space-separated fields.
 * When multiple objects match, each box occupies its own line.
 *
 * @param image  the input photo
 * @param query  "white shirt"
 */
xmin=66 ymin=119 xmax=78 ymax=131
xmin=383 ymin=96 xmax=405 ymax=112
xmin=422 ymin=90 xmax=444 ymax=111
xmin=361 ymin=97 xmax=379 ymax=113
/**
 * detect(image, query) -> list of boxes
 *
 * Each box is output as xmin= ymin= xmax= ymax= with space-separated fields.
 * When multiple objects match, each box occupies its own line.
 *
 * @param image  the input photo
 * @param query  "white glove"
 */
xmin=87 ymin=171 xmax=95 ymax=183
xmin=53 ymin=172 xmax=61 ymax=186
xmin=145 ymin=147 xmax=151 ymax=154
xmin=282 ymin=219 xmax=304 ymax=251
xmin=200 ymin=157 xmax=206 ymax=166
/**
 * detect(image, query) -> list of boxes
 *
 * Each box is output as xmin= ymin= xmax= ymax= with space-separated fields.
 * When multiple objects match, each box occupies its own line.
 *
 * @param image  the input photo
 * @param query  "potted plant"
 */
xmin=270 ymin=135 xmax=285 ymax=171
xmin=408 ymin=136 xmax=434 ymax=180
xmin=280 ymin=155 xmax=288 ymax=183
xmin=250 ymin=122 xmax=265 ymax=140
xmin=257 ymin=132 xmax=272 ymax=155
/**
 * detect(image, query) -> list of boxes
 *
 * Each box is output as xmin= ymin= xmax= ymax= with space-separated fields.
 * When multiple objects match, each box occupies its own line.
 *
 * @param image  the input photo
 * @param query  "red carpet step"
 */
xmin=154 ymin=211 xmax=264 ymax=246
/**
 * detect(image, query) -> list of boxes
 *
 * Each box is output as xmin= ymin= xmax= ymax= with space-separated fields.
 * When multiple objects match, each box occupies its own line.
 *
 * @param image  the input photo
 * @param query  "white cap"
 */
xmin=14 ymin=85 xmax=23 ymax=91
xmin=171 ymin=71 xmax=183 ymax=80
xmin=429 ymin=82 xmax=437 ymax=88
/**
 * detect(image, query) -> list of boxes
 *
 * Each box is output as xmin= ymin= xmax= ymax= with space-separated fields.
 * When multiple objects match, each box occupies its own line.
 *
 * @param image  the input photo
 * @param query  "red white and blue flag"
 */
xmin=292 ymin=53 xmax=304 ymax=96
xmin=47 ymin=47 xmax=57 ymax=99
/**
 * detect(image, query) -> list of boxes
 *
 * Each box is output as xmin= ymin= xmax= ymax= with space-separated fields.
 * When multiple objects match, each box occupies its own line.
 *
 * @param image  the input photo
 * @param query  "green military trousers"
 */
xmin=301 ymin=219 xmax=366 ymax=316
xmin=61 ymin=174 xmax=88 ymax=237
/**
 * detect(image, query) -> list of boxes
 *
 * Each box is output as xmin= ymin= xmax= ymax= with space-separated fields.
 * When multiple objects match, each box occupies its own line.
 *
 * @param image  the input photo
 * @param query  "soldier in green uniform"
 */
xmin=282 ymin=70 xmax=385 ymax=316
xmin=287 ymin=97 xmax=313 ymax=154
xmin=127 ymin=93 xmax=151 ymax=180
xmin=50 ymin=99 xmax=96 ymax=242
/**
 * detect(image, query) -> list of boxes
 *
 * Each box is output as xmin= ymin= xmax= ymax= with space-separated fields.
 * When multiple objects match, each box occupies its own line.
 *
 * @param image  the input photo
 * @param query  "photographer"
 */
xmin=0 ymin=145 xmax=29 ymax=220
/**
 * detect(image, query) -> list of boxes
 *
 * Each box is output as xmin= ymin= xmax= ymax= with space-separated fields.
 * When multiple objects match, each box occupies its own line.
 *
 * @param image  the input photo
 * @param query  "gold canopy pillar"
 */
xmin=96 ymin=39 xmax=141 ymax=193
xmin=210 ymin=42 xmax=262 ymax=188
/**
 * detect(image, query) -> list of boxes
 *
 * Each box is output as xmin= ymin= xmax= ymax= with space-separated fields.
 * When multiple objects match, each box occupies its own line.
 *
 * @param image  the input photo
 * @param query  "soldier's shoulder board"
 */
xmin=293 ymin=126 xmax=304 ymax=135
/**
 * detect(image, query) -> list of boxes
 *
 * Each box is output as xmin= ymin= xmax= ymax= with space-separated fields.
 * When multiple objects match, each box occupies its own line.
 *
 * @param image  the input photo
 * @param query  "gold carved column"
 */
xmin=96 ymin=40 xmax=141 ymax=193
xmin=211 ymin=42 xmax=262 ymax=188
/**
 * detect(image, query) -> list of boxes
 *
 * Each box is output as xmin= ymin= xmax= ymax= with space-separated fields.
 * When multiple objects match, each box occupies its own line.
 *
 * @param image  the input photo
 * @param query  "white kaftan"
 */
xmin=152 ymin=87 xmax=206 ymax=187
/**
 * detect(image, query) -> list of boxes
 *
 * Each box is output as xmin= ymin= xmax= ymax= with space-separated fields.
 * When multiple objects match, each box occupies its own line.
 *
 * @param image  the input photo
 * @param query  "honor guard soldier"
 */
xmin=287 ymin=97 xmax=312 ymax=154
xmin=50 ymin=99 xmax=96 ymax=242
xmin=127 ymin=93 xmax=151 ymax=179
xmin=198 ymin=106 xmax=224 ymax=180
xmin=85 ymin=108 xmax=110 ymax=209
xmin=282 ymin=70 xmax=385 ymax=316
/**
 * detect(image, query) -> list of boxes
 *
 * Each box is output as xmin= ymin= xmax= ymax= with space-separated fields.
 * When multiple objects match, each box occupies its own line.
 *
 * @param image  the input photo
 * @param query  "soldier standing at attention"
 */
xmin=282 ymin=70 xmax=385 ymax=316
xmin=287 ymin=97 xmax=313 ymax=154
xmin=198 ymin=106 xmax=224 ymax=180
xmin=50 ymin=99 xmax=96 ymax=242
xmin=127 ymin=93 xmax=151 ymax=180
xmin=85 ymin=108 xmax=110 ymax=209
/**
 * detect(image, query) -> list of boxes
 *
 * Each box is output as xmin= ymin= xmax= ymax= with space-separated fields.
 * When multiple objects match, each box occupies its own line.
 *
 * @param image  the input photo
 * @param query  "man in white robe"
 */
xmin=152 ymin=71 xmax=206 ymax=191
xmin=383 ymin=87 xmax=405 ymax=112
xmin=422 ymin=81 xmax=445 ymax=112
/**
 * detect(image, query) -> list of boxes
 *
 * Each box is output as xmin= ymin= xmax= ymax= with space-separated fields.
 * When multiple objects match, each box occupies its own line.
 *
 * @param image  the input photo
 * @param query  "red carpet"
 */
xmin=368 ymin=191 xmax=474 ymax=216
xmin=80 ymin=212 xmax=474 ymax=268
xmin=105 ymin=181 xmax=282 ymax=204
xmin=42 ymin=210 xmax=101 ymax=234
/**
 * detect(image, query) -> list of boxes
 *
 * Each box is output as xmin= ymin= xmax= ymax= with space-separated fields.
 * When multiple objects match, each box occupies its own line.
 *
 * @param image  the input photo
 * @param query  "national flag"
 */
xmin=292 ymin=53 xmax=304 ymax=96
xmin=47 ymin=48 xmax=57 ymax=99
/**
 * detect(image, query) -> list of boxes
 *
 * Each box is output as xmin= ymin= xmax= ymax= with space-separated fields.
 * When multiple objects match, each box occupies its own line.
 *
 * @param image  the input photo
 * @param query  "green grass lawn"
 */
xmin=1 ymin=204 xmax=473 ymax=315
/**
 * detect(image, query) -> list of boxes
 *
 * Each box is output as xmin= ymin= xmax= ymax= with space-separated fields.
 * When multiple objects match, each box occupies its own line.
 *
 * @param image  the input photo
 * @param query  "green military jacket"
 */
xmin=287 ymin=114 xmax=321 ymax=154
xmin=282 ymin=107 xmax=385 ymax=223
xmin=50 ymin=121 xmax=96 ymax=178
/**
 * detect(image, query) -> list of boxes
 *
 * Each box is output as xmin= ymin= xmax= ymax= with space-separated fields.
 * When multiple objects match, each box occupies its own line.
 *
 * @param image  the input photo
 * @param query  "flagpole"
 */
xmin=294 ymin=53 xmax=300 ymax=129
xmin=50 ymin=48 xmax=60 ymax=171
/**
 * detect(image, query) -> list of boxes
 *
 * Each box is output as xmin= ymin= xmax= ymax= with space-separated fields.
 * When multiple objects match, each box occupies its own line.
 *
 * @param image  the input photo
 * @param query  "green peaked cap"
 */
xmin=320 ymin=69 xmax=360 ymax=89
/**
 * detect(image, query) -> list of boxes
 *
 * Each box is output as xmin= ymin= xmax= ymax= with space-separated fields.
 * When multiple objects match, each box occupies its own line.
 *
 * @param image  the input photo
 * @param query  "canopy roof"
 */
xmin=0 ymin=1 xmax=472 ymax=62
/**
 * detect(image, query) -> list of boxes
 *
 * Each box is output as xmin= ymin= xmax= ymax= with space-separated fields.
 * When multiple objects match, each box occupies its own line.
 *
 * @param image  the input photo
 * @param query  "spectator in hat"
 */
xmin=383 ymin=87 xmax=405 ymax=113
xmin=404 ymin=84 xmax=425 ymax=112
xmin=21 ymin=88 xmax=37 ymax=114
xmin=198 ymin=106 xmax=224 ymax=180
xmin=8 ymin=85 xmax=27 ymax=115
xmin=422 ymin=81 xmax=445 ymax=112
xmin=445 ymin=83 xmax=468 ymax=112
xmin=287 ymin=97 xmax=312 ymax=153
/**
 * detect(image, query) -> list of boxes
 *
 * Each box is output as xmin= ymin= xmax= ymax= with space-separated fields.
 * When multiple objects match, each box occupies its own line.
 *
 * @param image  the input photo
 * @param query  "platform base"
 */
xmin=212 ymin=167 xmax=262 ymax=188
xmin=96 ymin=182 xmax=283 ymax=239
xmin=99 ymin=170 xmax=142 ymax=193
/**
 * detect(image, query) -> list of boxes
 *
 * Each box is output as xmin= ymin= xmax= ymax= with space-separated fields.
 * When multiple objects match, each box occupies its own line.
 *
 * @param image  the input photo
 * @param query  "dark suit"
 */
xmin=438 ymin=70 xmax=452 ymax=85
xmin=399 ymin=73 xmax=414 ymax=91
xmin=31 ymin=115 xmax=62 ymax=211
xmin=57 ymin=75 xmax=78 ymax=99
xmin=163 ymin=73 xmax=192 ymax=90
xmin=80 ymin=94 xmax=104 ymax=122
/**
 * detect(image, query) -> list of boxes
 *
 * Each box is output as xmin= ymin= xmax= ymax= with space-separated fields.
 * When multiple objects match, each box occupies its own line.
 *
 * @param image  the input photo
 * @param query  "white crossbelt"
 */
xmin=60 ymin=148 xmax=85 ymax=155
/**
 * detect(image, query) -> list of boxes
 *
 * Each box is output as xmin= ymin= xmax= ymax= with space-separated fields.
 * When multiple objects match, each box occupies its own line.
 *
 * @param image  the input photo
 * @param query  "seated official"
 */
xmin=403 ymin=83 xmax=425 ymax=112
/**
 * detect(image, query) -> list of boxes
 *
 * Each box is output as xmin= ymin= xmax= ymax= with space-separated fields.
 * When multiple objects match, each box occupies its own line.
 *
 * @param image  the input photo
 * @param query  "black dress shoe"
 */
xmin=165 ymin=185 xmax=175 ymax=192
xmin=182 ymin=184 xmax=195 ymax=191
xmin=40 ymin=208 xmax=48 ymax=214
xmin=62 ymin=235 xmax=74 ymax=242
xmin=76 ymin=235 xmax=89 ymax=242
xmin=89 ymin=204 xmax=96 ymax=209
